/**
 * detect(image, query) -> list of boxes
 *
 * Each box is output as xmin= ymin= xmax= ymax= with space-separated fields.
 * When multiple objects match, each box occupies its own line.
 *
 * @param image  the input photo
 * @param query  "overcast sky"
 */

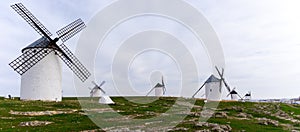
xmin=1 ymin=0 xmax=300 ymax=99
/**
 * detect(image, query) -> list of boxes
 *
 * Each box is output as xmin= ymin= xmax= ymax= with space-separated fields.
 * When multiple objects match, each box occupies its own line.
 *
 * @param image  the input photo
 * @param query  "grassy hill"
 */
xmin=0 ymin=97 xmax=299 ymax=131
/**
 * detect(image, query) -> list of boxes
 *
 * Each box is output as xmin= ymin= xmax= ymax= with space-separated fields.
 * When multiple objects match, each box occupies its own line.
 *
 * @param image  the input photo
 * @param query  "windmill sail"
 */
xmin=192 ymin=81 xmax=206 ymax=98
xmin=56 ymin=19 xmax=86 ymax=42
xmin=10 ymin=2 xmax=90 ymax=82
xmin=90 ymin=81 xmax=107 ymax=97
xmin=99 ymin=81 xmax=106 ymax=87
xmin=215 ymin=67 xmax=231 ymax=92
xmin=9 ymin=37 xmax=54 ymax=75
xmin=161 ymin=76 xmax=166 ymax=94
xmin=9 ymin=48 xmax=53 ymax=75
xmin=11 ymin=3 xmax=52 ymax=38
xmin=57 ymin=44 xmax=91 ymax=82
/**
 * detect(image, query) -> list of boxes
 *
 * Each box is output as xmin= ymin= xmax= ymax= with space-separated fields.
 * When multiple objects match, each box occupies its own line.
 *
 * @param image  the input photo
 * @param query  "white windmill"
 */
xmin=90 ymin=81 xmax=106 ymax=98
xmin=193 ymin=66 xmax=242 ymax=101
xmin=9 ymin=3 xmax=90 ymax=101
xmin=192 ymin=74 xmax=222 ymax=101
xmin=146 ymin=76 xmax=166 ymax=97
xmin=90 ymin=81 xmax=115 ymax=104
xmin=243 ymin=91 xmax=251 ymax=101
xmin=215 ymin=67 xmax=243 ymax=101
xmin=225 ymin=87 xmax=243 ymax=101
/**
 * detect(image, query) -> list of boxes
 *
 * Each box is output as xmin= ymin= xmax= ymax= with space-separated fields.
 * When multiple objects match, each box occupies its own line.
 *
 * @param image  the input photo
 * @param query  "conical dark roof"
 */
xmin=205 ymin=75 xmax=220 ymax=83
xmin=154 ymin=83 xmax=164 ymax=88
xmin=230 ymin=90 xmax=238 ymax=94
xmin=21 ymin=37 xmax=51 ymax=52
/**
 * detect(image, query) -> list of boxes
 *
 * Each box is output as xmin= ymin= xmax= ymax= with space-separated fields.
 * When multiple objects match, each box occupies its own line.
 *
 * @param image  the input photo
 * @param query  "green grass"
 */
xmin=208 ymin=118 xmax=287 ymax=132
xmin=280 ymin=104 xmax=300 ymax=115
xmin=0 ymin=97 xmax=298 ymax=131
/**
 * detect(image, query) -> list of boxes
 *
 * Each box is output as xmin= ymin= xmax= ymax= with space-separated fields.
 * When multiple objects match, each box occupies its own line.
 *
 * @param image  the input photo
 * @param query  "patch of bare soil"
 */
xmin=9 ymin=110 xmax=77 ymax=116
xmin=19 ymin=121 xmax=53 ymax=126
xmin=82 ymin=108 xmax=121 ymax=113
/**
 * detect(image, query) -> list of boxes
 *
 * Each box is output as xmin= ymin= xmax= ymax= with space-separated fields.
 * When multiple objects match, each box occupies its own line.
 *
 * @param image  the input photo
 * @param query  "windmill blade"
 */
xmin=219 ymin=80 xmax=223 ymax=93
xmin=242 ymin=95 xmax=246 ymax=99
xmin=163 ymin=86 xmax=166 ymax=95
xmin=222 ymin=80 xmax=231 ymax=92
xmin=215 ymin=66 xmax=224 ymax=92
xmin=192 ymin=82 xmax=206 ymax=98
xmin=215 ymin=66 xmax=223 ymax=78
xmin=99 ymin=81 xmax=106 ymax=87
xmin=9 ymin=48 xmax=53 ymax=75
xmin=237 ymin=93 xmax=243 ymax=100
xmin=57 ymin=19 xmax=86 ymax=42
xmin=162 ymin=76 xmax=165 ymax=86
xmin=161 ymin=76 xmax=166 ymax=94
xmin=11 ymin=3 xmax=52 ymax=38
xmin=215 ymin=67 xmax=232 ymax=92
xmin=221 ymin=68 xmax=224 ymax=77
xmin=146 ymin=87 xmax=155 ymax=96
xmin=90 ymin=89 xmax=96 ymax=97
xmin=91 ymin=81 xmax=98 ymax=86
xmin=90 ymin=87 xmax=98 ymax=97
xmin=234 ymin=89 xmax=243 ymax=100
xmin=90 ymin=88 xmax=95 ymax=94
xmin=90 ymin=86 xmax=95 ymax=91
xmin=56 ymin=44 xmax=91 ymax=82
xmin=98 ymin=88 xmax=106 ymax=94
xmin=226 ymin=93 xmax=231 ymax=97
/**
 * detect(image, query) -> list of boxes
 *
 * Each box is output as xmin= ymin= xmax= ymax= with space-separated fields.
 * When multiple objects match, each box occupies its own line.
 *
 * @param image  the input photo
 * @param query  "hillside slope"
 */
xmin=0 ymin=97 xmax=299 ymax=131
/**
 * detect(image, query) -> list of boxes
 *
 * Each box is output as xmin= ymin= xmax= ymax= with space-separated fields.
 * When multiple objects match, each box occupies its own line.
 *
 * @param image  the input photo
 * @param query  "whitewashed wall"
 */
xmin=155 ymin=87 xmax=164 ymax=96
xmin=20 ymin=51 xmax=62 ymax=101
xmin=205 ymin=82 xmax=222 ymax=101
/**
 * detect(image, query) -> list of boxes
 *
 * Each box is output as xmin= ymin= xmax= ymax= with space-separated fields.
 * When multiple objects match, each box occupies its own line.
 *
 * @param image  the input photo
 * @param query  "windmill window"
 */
xmin=210 ymin=89 xmax=212 ymax=92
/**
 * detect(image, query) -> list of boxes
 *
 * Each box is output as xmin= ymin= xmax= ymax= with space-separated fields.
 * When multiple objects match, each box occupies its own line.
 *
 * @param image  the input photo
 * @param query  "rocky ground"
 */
xmin=0 ymin=97 xmax=299 ymax=131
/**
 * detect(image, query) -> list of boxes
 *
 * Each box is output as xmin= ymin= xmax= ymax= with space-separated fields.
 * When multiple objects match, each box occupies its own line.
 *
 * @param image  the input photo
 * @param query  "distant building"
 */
xmin=205 ymin=75 xmax=222 ymax=101
xmin=291 ymin=97 xmax=300 ymax=104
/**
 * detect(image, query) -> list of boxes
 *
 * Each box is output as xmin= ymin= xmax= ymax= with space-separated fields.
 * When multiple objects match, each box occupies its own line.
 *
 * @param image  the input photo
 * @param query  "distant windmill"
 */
xmin=192 ymin=74 xmax=222 ymax=101
xmin=146 ymin=76 xmax=166 ymax=97
xmin=9 ymin=3 xmax=90 ymax=101
xmin=193 ymin=66 xmax=242 ymax=101
xmin=215 ymin=67 xmax=242 ymax=101
xmin=243 ymin=91 xmax=251 ymax=100
xmin=90 ymin=81 xmax=106 ymax=97
xmin=90 ymin=81 xmax=114 ymax=104
xmin=225 ymin=87 xmax=243 ymax=101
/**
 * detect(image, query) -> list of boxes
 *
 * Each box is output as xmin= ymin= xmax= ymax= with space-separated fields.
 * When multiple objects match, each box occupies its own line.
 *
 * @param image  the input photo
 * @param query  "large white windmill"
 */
xmin=90 ymin=81 xmax=115 ymax=104
xmin=9 ymin=3 xmax=90 ymax=101
xmin=193 ymin=66 xmax=242 ymax=101
xmin=192 ymin=74 xmax=222 ymax=101
xmin=146 ymin=76 xmax=166 ymax=97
